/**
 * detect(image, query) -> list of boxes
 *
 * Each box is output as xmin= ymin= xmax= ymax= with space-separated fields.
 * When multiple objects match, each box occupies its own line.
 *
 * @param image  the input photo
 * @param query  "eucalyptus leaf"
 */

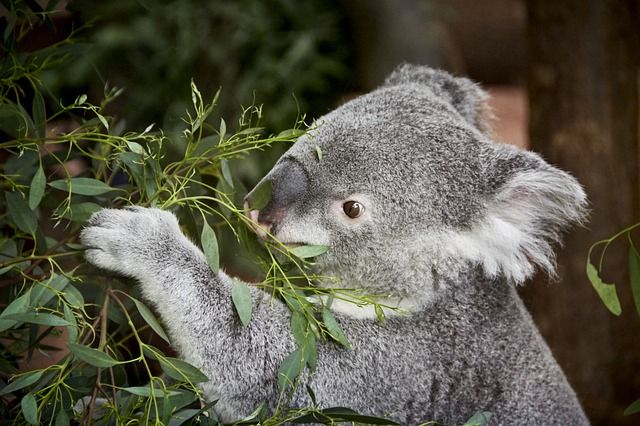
xmin=158 ymin=357 xmax=208 ymax=383
xmin=28 ymin=165 xmax=46 ymax=210
xmin=322 ymin=308 xmax=351 ymax=348
xmin=277 ymin=348 xmax=303 ymax=390
xmin=63 ymin=284 xmax=85 ymax=308
xmin=624 ymin=397 xmax=640 ymax=416
xmin=464 ymin=411 xmax=493 ymax=426
xmin=55 ymin=409 xmax=70 ymax=426
xmin=60 ymin=202 xmax=102 ymax=223
xmin=586 ymin=262 xmax=622 ymax=315
xmin=290 ymin=407 xmax=399 ymax=424
xmin=0 ymin=370 xmax=42 ymax=395
xmin=0 ymin=292 xmax=31 ymax=332
xmin=247 ymin=180 xmax=271 ymax=210
xmin=629 ymin=246 xmax=640 ymax=318
xmin=201 ymin=221 xmax=219 ymax=274
xmin=3 ymin=312 xmax=70 ymax=327
xmin=130 ymin=296 xmax=171 ymax=343
xmin=48 ymin=178 xmax=117 ymax=196
xmin=31 ymin=274 xmax=69 ymax=307
xmin=220 ymin=159 xmax=234 ymax=188
xmin=6 ymin=192 xmax=38 ymax=235
xmin=315 ymin=145 xmax=322 ymax=161
xmin=63 ymin=304 xmax=78 ymax=343
xmin=21 ymin=393 xmax=38 ymax=425
xmin=289 ymin=245 xmax=329 ymax=259
xmin=121 ymin=385 xmax=181 ymax=397
xmin=231 ymin=279 xmax=252 ymax=327
xmin=68 ymin=343 xmax=120 ymax=368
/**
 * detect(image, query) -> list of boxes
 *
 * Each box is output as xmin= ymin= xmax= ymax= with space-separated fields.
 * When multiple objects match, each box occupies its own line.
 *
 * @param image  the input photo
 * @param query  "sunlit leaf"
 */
xmin=130 ymin=296 xmax=170 ymax=343
xmin=290 ymin=245 xmax=329 ymax=259
xmin=126 ymin=141 xmax=146 ymax=154
xmin=0 ymin=370 xmax=42 ymax=395
xmin=315 ymin=145 xmax=322 ymax=161
xmin=586 ymin=262 xmax=622 ymax=315
xmin=49 ymin=178 xmax=117 ymax=196
xmin=219 ymin=118 xmax=226 ymax=141
xmin=21 ymin=393 xmax=38 ymax=425
xmin=68 ymin=343 xmax=120 ymax=368
xmin=231 ymin=279 xmax=252 ymax=327
xmin=247 ymin=179 xmax=271 ymax=210
xmin=28 ymin=165 xmax=46 ymax=210
xmin=201 ymin=221 xmax=219 ymax=274
xmin=277 ymin=348 xmax=303 ymax=390
xmin=6 ymin=192 xmax=38 ymax=235
xmin=322 ymin=308 xmax=351 ymax=348
xmin=158 ymin=357 xmax=208 ymax=383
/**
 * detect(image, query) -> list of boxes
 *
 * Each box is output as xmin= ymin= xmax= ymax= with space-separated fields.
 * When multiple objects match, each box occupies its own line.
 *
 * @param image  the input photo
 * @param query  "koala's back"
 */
xmin=304 ymin=276 xmax=587 ymax=425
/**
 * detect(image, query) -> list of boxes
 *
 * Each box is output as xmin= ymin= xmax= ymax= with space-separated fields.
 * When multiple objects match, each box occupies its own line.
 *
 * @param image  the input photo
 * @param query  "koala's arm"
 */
xmin=80 ymin=207 xmax=296 ymax=421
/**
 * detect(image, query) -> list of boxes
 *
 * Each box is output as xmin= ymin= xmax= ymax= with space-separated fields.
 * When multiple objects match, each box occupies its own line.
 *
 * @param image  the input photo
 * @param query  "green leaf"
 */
xmin=31 ymin=274 xmax=69 ymax=307
xmin=32 ymin=90 xmax=46 ymax=139
xmin=3 ymin=312 xmax=70 ymax=327
xmin=96 ymin=112 xmax=109 ymax=130
xmin=48 ymin=178 xmax=117 ymax=196
xmin=464 ymin=411 xmax=493 ymax=426
xmin=247 ymin=179 xmax=271 ymax=210
xmin=55 ymin=409 xmax=70 ymax=426
xmin=121 ymin=385 xmax=181 ymax=397
xmin=130 ymin=296 xmax=170 ymax=343
xmin=63 ymin=304 xmax=78 ymax=343
xmin=322 ymin=308 xmax=351 ymax=348
xmin=0 ymin=370 xmax=42 ymax=395
xmin=68 ymin=343 xmax=120 ymax=368
xmin=586 ymin=262 xmax=622 ymax=315
xmin=60 ymin=202 xmax=102 ymax=223
xmin=28 ymin=165 xmax=46 ymax=210
xmin=231 ymin=279 xmax=252 ymax=327
xmin=289 ymin=245 xmax=329 ymax=259
xmin=158 ymin=357 xmax=209 ymax=383
xmin=6 ymin=192 xmax=38 ymax=235
xmin=0 ymin=102 xmax=33 ymax=138
xmin=126 ymin=141 xmax=146 ymax=154
xmin=21 ymin=393 xmax=38 ymax=425
xmin=624 ymin=397 xmax=640 ymax=416
xmin=201 ymin=221 xmax=219 ymax=274
xmin=0 ymin=292 xmax=31 ymax=332
xmin=63 ymin=284 xmax=84 ymax=308
xmin=220 ymin=159 xmax=234 ymax=188
xmin=629 ymin=246 xmax=640 ymax=318
xmin=315 ymin=145 xmax=322 ymax=161
xmin=277 ymin=348 xmax=304 ymax=390
xmin=291 ymin=312 xmax=317 ymax=370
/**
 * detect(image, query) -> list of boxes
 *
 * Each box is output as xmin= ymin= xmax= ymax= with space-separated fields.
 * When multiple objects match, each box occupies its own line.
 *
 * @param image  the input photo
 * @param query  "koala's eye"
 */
xmin=343 ymin=201 xmax=364 ymax=219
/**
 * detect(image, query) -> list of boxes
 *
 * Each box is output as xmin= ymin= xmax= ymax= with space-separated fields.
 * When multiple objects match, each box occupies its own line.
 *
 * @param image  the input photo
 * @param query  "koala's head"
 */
xmin=245 ymin=64 xmax=587 ymax=311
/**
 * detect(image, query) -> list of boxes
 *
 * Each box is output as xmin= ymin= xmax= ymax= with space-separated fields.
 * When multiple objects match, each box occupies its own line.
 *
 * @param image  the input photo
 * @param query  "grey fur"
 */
xmin=81 ymin=64 xmax=589 ymax=425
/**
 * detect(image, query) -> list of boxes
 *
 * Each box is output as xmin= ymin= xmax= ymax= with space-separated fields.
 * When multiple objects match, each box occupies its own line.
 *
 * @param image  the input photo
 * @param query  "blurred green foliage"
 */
xmin=46 ymin=0 xmax=353 ymax=133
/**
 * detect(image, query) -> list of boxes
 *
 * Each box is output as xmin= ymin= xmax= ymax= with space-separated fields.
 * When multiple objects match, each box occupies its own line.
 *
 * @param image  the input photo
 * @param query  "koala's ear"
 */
xmin=445 ymin=146 xmax=588 ymax=284
xmin=384 ymin=64 xmax=492 ymax=133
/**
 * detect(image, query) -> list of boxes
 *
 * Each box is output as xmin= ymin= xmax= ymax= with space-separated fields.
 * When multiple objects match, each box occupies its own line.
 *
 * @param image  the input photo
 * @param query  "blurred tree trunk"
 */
xmin=524 ymin=1 xmax=640 ymax=424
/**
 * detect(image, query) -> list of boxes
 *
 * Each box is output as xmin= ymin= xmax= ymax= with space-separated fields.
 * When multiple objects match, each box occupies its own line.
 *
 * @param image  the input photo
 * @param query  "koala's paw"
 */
xmin=80 ymin=207 xmax=184 ymax=277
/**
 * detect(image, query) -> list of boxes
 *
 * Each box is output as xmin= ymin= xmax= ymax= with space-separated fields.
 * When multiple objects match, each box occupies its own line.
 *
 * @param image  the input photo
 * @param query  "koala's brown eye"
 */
xmin=343 ymin=201 xmax=364 ymax=218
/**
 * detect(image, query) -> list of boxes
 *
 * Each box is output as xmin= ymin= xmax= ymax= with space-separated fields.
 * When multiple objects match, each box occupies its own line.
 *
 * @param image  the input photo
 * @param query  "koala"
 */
xmin=81 ymin=64 xmax=589 ymax=425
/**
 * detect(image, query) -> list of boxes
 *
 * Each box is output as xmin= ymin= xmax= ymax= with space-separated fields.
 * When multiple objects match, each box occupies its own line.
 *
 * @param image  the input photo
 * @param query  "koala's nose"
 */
xmin=244 ymin=158 xmax=309 ymax=239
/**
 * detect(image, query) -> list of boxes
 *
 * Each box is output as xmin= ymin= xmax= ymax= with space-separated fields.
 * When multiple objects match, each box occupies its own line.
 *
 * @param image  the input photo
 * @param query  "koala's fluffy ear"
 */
xmin=384 ymin=64 xmax=493 ymax=133
xmin=444 ymin=146 xmax=588 ymax=284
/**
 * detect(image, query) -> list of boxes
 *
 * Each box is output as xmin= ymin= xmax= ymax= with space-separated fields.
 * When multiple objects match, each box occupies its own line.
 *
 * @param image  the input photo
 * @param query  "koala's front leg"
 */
xmin=80 ymin=207 xmax=296 ymax=421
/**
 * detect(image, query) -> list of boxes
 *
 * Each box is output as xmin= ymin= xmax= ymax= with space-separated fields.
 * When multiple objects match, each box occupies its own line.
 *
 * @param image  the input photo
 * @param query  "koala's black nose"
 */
xmin=244 ymin=158 xmax=308 ymax=238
